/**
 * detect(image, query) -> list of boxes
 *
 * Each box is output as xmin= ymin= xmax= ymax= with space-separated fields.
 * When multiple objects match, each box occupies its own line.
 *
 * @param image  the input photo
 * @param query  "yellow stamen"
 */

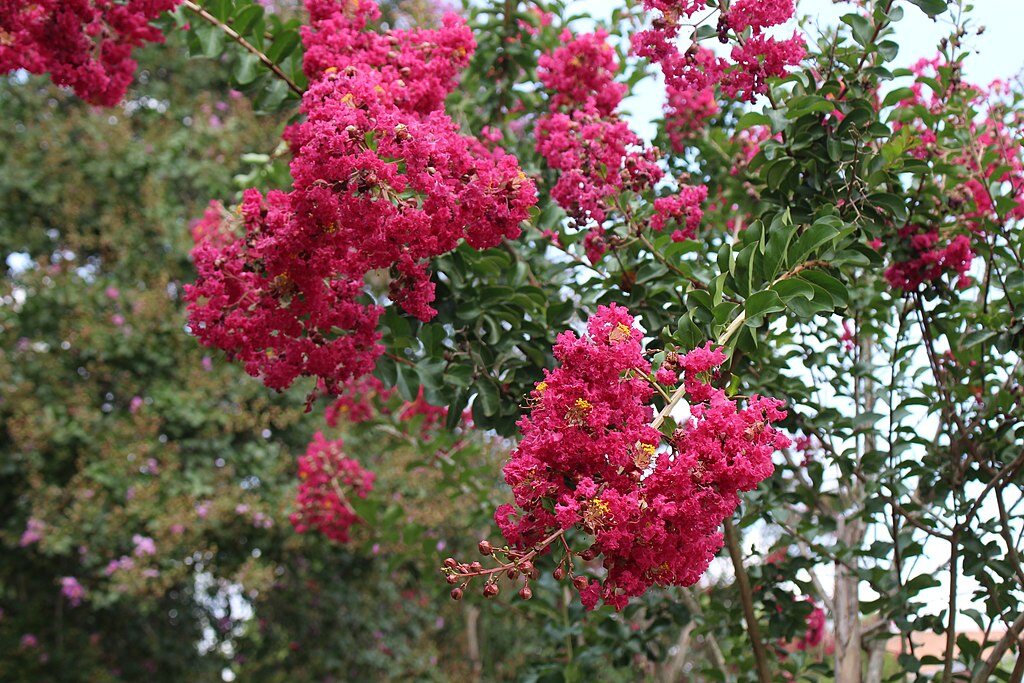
xmin=609 ymin=323 xmax=632 ymax=343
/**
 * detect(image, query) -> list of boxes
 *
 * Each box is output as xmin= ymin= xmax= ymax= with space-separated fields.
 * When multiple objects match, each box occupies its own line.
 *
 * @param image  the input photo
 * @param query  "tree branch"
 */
xmin=182 ymin=0 xmax=303 ymax=96
xmin=724 ymin=518 xmax=772 ymax=683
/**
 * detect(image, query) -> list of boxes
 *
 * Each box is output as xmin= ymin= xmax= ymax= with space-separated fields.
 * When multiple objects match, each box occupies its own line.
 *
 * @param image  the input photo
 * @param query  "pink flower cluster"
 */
xmin=664 ymin=81 xmax=719 ymax=150
xmin=290 ymin=432 xmax=374 ymax=543
xmin=19 ymin=517 xmax=45 ymax=547
xmin=797 ymin=603 xmax=826 ymax=650
xmin=0 ymin=0 xmax=180 ymax=106
xmin=324 ymin=375 xmax=393 ymax=426
xmin=883 ymin=226 xmax=973 ymax=291
xmin=535 ymin=30 xmax=662 ymax=240
xmin=634 ymin=0 xmax=803 ymax=143
xmin=651 ymin=185 xmax=709 ymax=242
xmin=494 ymin=305 xmax=787 ymax=609
xmin=534 ymin=31 xmax=707 ymax=259
xmin=186 ymin=0 xmax=536 ymax=394
xmin=60 ymin=576 xmax=86 ymax=607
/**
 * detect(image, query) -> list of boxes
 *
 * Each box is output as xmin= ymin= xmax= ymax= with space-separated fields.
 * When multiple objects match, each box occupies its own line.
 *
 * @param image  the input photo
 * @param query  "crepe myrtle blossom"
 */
xmin=634 ymin=0 xmax=804 ymax=143
xmin=186 ymin=0 xmax=535 ymax=396
xmin=534 ymin=30 xmax=707 ymax=262
xmin=0 ymin=0 xmax=181 ymax=106
xmin=289 ymin=432 xmax=375 ymax=543
xmin=442 ymin=305 xmax=788 ymax=609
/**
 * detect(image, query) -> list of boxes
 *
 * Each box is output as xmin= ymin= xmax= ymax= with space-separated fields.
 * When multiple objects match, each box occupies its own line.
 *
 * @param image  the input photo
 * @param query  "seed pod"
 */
xmin=518 ymin=586 xmax=533 ymax=600
xmin=572 ymin=575 xmax=589 ymax=591
xmin=443 ymin=558 xmax=457 ymax=569
xmin=450 ymin=587 xmax=464 ymax=601
xmin=478 ymin=540 xmax=493 ymax=556
xmin=483 ymin=583 xmax=499 ymax=598
xmin=553 ymin=566 xmax=566 ymax=581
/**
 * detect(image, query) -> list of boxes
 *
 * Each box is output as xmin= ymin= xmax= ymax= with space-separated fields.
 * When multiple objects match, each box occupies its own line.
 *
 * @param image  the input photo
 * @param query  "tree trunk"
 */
xmin=834 ymin=514 xmax=865 ymax=683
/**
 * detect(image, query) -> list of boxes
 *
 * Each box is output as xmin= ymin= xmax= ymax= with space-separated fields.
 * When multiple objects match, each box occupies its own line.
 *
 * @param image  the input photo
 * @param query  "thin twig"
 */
xmin=182 ymin=0 xmax=303 ymax=95
xmin=724 ymin=519 xmax=772 ymax=683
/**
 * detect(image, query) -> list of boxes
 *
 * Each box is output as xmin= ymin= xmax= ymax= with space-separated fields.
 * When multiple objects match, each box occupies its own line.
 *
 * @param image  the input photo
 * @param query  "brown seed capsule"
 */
xmin=450 ymin=587 xmax=463 ymax=601
xmin=580 ymin=548 xmax=597 ymax=561
xmin=519 ymin=561 xmax=534 ymax=575
xmin=483 ymin=583 xmax=499 ymax=598
xmin=553 ymin=566 xmax=566 ymax=581
xmin=443 ymin=558 xmax=457 ymax=569
xmin=446 ymin=574 xmax=459 ymax=585
xmin=469 ymin=561 xmax=483 ymax=572
xmin=478 ymin=540 xmax=493 ymax=556
xmin=572 ymin=576 xmax=589 ymax=591
xmin=518 ymin=586 xmax=533 ymax=600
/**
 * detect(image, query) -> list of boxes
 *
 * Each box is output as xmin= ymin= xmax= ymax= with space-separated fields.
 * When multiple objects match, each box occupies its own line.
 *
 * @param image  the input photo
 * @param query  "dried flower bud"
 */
xmin=483 ymin=583 xmax=499 ymax=598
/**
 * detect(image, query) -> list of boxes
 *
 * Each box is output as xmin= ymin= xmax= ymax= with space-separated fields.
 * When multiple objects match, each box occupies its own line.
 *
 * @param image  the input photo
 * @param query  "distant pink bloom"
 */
xmin=61 ymin=577 xmax=85 ymax=607
xmin=19 ymin=518 xmax=45 ymax=547
xmin=105 ymin=556 xmax=134 ymax=575
xmin=132 ymin=534 xmax=156 ymax=557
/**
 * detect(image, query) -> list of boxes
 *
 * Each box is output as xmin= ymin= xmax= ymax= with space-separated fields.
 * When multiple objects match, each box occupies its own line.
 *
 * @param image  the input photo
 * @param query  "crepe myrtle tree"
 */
xmin=3 ymin=0 xmax=1023 ymax=680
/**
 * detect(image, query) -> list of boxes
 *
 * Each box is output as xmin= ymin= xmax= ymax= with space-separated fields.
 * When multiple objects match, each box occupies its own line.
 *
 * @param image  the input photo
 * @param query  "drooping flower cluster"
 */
xmin=798 ymin=603 xmax=827 ymax=650
xmin=883 ymin=226 xmax=973 ymax=291
xmin=186 ymin=0 xmax=536 ymax=394
xmin=664 ymin=78 xmax=719 ymax=150
xmin=883 ymin=57 xmax=1024 ymax=291
xmin=0 ymin=0 xmax=180 ymax=106
xmin=289 ymin=432 xmax=374 ymax=543
xmin=535 ymin=30 xmax=662 ymax=235
xmin=651 ymin=185 xmax=709 ymax=242
xmin=635 ymin=0 xmax=804 ymax=142
xmin=534 ymin=31 xmax=706 ymax=261
xmin=478 ymin=305 xmax=787 ymax=610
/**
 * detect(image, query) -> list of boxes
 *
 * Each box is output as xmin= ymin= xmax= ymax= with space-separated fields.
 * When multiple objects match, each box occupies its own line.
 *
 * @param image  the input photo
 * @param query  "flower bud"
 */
xmin=572 ymin=576 xmax=589 ymax=591
xmin=483 ymin=583 xmax=499 ymax=598
xmin=443 ymin=557 xmax=457 ymax=569
xmin=478 ymin=540 xmax=493 ymax=556
xmin=518 ymin=585 xmax=533 ymax=600
xmin=469 ymin=561 xmax=483 ymax=572
xmin=450 ymin=587 xmax=463 ymax=601
xmin=446 ymin=574 xmax=459 ymax=585
xmin=553 ymin=566 xmax=566 ymax=581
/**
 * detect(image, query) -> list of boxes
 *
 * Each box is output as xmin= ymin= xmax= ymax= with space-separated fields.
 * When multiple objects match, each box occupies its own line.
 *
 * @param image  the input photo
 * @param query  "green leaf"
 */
xmin=744 ymin=290 xmax=786 ymax=325
xmin=789 ymin=218 xmax=843 ymax=267
xmin=907 ymin=0 xmax=948 ymax=17
xmin=267 ymin=29 xmax=300 ymax=63
xmin=474 ymin=380 xmax=501 ymax=417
